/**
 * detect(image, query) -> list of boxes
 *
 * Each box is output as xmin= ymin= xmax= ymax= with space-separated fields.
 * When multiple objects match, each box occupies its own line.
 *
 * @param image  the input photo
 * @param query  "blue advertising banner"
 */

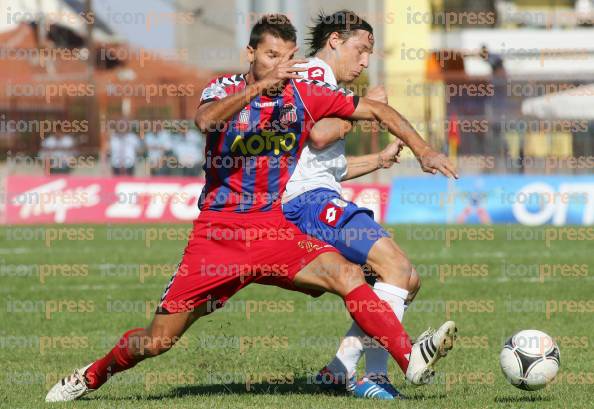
xmin=386 ymin=175 xmax=594 ymax=225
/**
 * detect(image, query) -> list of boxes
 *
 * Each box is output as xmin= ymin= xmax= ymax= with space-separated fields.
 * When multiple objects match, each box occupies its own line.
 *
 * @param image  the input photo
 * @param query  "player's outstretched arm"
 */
xmin=350 ymin=98 xmax=459 ymax=179
xmin=308 ymin=86 xmax=386 ymax=149
xmin=342 ymin=139 xmax=404 ymax=181
xmin=309 ymin=86 xmax=388 ymax=149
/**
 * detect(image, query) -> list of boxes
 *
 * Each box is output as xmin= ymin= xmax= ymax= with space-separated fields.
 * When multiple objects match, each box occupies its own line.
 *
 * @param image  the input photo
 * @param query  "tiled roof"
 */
xmin=0 ymin=23 xmax=213 ymax=96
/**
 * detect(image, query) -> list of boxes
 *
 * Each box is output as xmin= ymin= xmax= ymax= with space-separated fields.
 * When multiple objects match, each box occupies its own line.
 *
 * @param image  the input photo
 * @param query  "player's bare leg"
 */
xmin=366 ymin=237 xmax=413 ymax=289
xmin=407 ymin=267 xmax=421 ymax=304
xmin=365 ymin=237 xmax=455 ymax=384
xmin=306 ymin=243 xmax=455 ymax=388
xmin=293 ymin=252 xmax=409 ymax=379
xmin=45 ymin=305 xmax=207 ymax=402
xmin=293 ymin=252 xmax=412 ymax=372
xmin=329 ymin=236 xmax=414 ymax=390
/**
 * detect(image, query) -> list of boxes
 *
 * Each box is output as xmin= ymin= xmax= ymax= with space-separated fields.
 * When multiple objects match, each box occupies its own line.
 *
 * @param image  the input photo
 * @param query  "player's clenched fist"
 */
xmin=417 ymin=148 xmax=459 ymax=179
xmin=378 ymin=139 xmax=404 ymax=168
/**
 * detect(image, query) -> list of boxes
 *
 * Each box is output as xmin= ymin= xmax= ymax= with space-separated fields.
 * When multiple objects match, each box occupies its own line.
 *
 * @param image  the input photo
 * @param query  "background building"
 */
xmin=175 ymin=0 xmax=385 ymax=77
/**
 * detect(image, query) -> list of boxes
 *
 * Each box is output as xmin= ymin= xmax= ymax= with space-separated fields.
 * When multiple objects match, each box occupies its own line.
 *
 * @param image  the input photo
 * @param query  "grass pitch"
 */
xmin=1 ymin=223 xmax=593 ymax=408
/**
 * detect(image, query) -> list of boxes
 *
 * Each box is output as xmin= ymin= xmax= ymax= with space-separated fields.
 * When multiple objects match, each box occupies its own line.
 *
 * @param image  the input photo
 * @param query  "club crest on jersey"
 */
xmin=319 ymin=202 xmax=344 ymax=227
xmin=239 ymin=108 xmax=249 ymax=124
xmin=308 ymin=66 xmax=325 ymax=81
xmin=279 ymin=103 xmax=297 ymax=125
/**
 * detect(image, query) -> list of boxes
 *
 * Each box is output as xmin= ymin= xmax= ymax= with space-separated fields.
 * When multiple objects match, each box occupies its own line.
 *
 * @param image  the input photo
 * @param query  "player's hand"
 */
xmin=417 ymin=148 xmax=459 ymax=179
xmin=378 ymin=139 xmax=404 ymax=168
xmin=259 ymin=46 xmax=308 ymax=92
xmin=366 ymin=86 xmax=388 ymax=104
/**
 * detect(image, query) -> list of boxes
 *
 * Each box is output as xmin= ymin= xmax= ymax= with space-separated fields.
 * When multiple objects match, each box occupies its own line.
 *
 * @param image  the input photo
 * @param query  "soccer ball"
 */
xmin=499 ymin=329 xmax=560 ymax=390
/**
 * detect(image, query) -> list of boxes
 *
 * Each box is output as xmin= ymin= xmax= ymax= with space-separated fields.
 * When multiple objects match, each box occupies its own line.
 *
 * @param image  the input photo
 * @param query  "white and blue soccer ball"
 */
xmin=499 ymin=329 xmax=560 ymax=390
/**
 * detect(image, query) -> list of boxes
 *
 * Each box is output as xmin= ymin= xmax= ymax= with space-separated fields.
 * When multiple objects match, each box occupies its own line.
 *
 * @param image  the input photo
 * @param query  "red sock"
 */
xmin=344 ymin=284 xmax=412 ymax=373
xmin=85 ymin=328 xmax=145 ymax=389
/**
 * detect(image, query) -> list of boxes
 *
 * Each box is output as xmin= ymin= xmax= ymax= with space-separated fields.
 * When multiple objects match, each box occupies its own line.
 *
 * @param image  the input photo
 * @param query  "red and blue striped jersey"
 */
xmin=198 ymin=73 xmax=358 ymax=213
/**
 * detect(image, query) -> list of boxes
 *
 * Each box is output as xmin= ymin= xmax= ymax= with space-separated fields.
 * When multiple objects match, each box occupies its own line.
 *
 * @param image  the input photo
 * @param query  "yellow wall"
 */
xmin=384 ymin=0 xmax=445 ymax=146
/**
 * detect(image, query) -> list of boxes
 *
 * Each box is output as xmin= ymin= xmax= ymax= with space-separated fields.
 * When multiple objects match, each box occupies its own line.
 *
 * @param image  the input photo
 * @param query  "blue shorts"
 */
xmin=282 ymin=188 xmax=390 ymax=265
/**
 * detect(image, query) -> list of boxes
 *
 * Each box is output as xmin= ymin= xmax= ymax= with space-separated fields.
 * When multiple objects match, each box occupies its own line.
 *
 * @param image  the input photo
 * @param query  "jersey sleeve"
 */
xmin=295 ymin=80 xmax=359 ymax=122
xmin=306 ymin=65 xmax=330 ymax=83
xmin=296 ymin=61 xmax=333 ymax=84
xmin=338 ymin=159 xmax=348 ymax=181
xmin=199 ymin=76 xmax=229 ymax=105
xmin=296 ymin=62 xmax=310 ymax=80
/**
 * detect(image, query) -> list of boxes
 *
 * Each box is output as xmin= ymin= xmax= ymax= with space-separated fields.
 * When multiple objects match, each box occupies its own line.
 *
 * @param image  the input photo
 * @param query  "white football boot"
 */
xmin=405 ymin=321 xmax=457 ymax=385
xmin=45 ymin=363 xmax=95 ymax=402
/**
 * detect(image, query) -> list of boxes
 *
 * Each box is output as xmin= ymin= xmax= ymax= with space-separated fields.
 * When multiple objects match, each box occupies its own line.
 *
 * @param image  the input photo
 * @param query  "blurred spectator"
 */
xmin=145 ymin=124 xmax=173 ymax=176
xmin=480 ymin=45 xmax=509 ymax=168
xmin=39 ymin=130 xmax=76 ymax=174
xmin=109 ymin=130 xmax=141 ymax=176
xmin=173 ymin=127 xmax=205 ymax=177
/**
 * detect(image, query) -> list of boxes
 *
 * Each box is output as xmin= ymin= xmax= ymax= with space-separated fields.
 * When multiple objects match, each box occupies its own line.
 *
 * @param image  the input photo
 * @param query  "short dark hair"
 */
xmin=249 ymin=14 xmax=297 ymax=48
xmin=307 ymin=10 xmax=373 ymax=57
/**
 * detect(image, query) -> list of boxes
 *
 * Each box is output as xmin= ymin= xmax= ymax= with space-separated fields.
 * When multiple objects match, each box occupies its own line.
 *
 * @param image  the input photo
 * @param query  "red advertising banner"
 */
xmin=341 ymin=184 xmax=390 ymax=223
xmin=3 ymin=175 xmax=389 ymax=224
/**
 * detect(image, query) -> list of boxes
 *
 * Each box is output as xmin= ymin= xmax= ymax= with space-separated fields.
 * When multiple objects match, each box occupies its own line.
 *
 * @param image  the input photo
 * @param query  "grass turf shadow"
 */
xmin=168 ymin=377 xmax=318 ymax=396
xmin=82 ymin=377 xmax=321 ymax=401
xmin=494 ymin=394 xmax=553 ymax=403
xmin=162 ymin=380 xmax=448 ymax=400
xmin=82 ymin=377 xmax=449 ymax=401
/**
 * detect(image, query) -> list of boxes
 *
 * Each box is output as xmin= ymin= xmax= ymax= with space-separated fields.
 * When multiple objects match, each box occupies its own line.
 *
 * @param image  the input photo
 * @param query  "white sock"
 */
xmin=327 ymin=322 xmax=364 ymax=378
xmin=364 ymin=282 xmax=409 ymax=377
xmin=374 ymin=282 xmax=408 ymax=321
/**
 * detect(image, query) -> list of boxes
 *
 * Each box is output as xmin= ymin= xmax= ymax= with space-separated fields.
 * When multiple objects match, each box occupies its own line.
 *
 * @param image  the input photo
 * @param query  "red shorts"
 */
xmin=158 ymin=210 xmax=338 ymax=314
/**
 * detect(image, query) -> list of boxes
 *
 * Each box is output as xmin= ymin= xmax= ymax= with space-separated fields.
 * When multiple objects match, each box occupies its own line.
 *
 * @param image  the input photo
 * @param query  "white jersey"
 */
xmin=283 ymin=57 xmax=347 ymax=203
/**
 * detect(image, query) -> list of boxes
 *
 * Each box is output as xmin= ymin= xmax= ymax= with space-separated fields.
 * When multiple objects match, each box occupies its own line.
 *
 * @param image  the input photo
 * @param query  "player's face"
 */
xmin=335 ymin=29 xmax=374 ymax=83
xmin=247 ymin=34 xmax=297 ymax=81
